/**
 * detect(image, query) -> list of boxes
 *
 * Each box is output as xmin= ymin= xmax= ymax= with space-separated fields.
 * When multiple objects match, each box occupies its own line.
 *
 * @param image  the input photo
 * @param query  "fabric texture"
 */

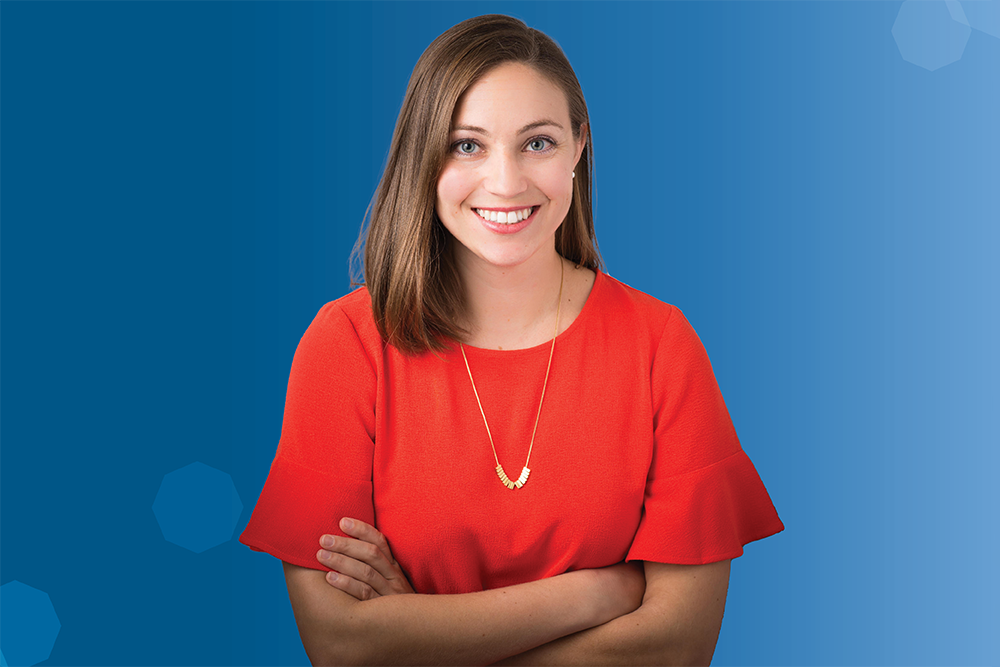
xmin=239 ymin=269 xmax=784 ymax=594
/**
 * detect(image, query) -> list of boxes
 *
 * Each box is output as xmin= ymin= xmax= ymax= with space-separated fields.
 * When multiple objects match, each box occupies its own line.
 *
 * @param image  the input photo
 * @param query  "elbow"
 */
xmin=308 ymin=638 xmax=373 ymax=666
xmin=645 ymin=648 xmax=713 ymax=667
xmin=310 ymin=647 xmax=369 ymax=667
xmin=302 ymin=633 xmax=352 ymax=666
xmin=301 ymin=609 xmax=378 ymax=666
xmin=674 ymin=654 xmax=712 ymax=667
xmin=604 ymin=633 xmax=704 ymax=666
xmin=616 ymin=640 xmax=714 ymax=667
xmin=284 ymin=563 xmax=388 ymax=665
xmin=307 ymin=642 xmax=359 ymax=667
xmin=643 ymin=630 xmax=717 ymax=666
xmin=621 ymin=609 xmax=721 ymax=666
xmin=661 ymin=637 xmax=718 ymax=667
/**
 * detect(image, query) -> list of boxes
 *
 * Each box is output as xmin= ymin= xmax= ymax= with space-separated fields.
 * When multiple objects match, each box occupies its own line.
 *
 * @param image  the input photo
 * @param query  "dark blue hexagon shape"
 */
xmin=0 ymin=581 xmax=61 ymax=666
xmin=152 ymin=462 xmax=244 ymax=553
xmin=893 ymin=1 xmax=972 ymax=71
xmin=963 ymin=0 xmax=1000 ymax=39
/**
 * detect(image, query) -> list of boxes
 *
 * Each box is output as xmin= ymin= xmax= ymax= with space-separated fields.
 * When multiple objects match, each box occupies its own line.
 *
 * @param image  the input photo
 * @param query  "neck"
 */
xmin=455 ymin=247 xmax=566 ymax=349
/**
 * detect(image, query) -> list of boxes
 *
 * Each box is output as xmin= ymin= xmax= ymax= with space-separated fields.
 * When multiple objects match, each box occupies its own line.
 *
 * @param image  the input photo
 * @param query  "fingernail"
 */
xmin=321 ymin=535 xmax=333 ymax=548
xmin=341 ymin=518 xmax=353 ymax=531
xmin=327 ymin=571 xmax=338 ymax=582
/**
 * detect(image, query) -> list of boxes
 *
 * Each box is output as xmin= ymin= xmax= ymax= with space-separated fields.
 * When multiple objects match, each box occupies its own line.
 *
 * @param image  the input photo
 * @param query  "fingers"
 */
xmin=323 ymin=570 xmax=377 ymax=601
xmin=317 ymin=518 xmax=415 ymax=599
xmin=316 ymin=549 xmax=385 ymax=590
xmin=319 ymin=531 xmax=398 ymax=583
xmin=339 ymin=517 xmax=396 ymax=564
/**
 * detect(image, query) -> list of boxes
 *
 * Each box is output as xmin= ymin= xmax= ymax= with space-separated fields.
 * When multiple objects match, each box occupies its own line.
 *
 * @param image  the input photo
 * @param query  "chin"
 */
xmin=476 ymin=250 xmax=532 ymax=269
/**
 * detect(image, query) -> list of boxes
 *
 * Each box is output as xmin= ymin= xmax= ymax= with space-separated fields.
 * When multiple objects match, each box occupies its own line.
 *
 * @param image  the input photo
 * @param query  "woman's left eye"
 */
xmin=527 ymin=137 xmax=555 ymax=152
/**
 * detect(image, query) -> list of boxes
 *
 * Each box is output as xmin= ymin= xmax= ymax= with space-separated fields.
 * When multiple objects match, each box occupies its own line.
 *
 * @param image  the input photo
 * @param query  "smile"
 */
xmin=474 ymin=206 xmax=538 ymax=224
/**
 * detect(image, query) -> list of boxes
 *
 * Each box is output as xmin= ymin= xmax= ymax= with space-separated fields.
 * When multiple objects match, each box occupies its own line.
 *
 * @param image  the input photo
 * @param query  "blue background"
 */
xmin=2 ymin=1 xmax=997 ymax=665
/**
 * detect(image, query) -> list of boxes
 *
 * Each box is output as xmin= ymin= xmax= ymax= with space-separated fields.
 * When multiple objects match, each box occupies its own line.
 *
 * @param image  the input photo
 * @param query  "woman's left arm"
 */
xmin=493 ymin=559 xmax=731 ymax=667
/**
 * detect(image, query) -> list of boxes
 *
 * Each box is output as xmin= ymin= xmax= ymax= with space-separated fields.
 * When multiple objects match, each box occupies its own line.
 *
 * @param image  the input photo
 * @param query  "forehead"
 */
xmin=451 ymin=63 xmax=570 ymax=134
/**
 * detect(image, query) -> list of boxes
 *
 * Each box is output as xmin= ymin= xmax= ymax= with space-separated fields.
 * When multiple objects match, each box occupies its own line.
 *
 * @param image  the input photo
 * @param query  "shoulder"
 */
xmin=299 ymin=286 xmax=383 ymax=369
xmin=596 ymin=271 xmax=681 ymax=336
xmin=307 ymin=286 xmax=377 ymax=337
xmin=594 ymin=272 xmax=711 ymax=369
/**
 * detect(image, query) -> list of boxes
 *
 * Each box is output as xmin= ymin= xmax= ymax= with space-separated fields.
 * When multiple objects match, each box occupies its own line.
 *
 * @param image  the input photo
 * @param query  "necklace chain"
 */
xmin=459 ymin=259 xmax=565 ymax=490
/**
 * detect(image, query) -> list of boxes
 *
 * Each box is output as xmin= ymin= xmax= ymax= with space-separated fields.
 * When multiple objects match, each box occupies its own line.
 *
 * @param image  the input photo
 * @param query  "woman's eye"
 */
xmin=456 ymin=141 xmax=478 ymax=155
xmin=527 ymin=138 xmax=552 ymax=152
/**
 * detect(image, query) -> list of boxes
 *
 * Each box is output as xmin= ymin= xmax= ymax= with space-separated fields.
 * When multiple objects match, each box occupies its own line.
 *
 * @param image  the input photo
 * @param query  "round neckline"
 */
xmin=458 ymin=268 xmax=604 ymax=357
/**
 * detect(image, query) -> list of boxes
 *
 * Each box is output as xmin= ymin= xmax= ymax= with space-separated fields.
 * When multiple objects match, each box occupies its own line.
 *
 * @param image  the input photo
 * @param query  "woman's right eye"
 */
xmin=453 ymin=140 xmax=479 ymax=155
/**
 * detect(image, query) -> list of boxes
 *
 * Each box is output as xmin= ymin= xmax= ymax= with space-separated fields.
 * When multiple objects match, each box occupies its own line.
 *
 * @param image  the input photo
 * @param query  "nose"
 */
xmin=483 ymin=150 xmax=528 ymax=199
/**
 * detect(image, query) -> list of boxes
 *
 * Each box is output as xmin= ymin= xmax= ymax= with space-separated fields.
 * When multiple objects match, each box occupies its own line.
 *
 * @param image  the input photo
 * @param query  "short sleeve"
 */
xmin=626 ymin=306 xmax=784 ymax=564
xmin=239 ymin=301 xmax=377 ymax=571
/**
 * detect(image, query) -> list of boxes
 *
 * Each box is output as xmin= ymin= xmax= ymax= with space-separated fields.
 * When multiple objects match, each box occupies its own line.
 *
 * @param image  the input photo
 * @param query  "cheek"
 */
xmin=538 ymin=172 xmax=573 ymax=207
xmin=436 ymin=166 xmax=476 ymax=213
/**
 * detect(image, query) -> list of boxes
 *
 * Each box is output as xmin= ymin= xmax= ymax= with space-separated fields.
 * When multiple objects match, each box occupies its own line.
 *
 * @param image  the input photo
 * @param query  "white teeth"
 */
xmin=475 ymin=207 xmax=534 ymax=224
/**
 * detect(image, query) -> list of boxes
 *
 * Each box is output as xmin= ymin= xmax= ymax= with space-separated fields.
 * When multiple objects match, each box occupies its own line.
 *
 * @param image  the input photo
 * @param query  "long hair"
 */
xmin=350 ymin=14 xmax=602 ymax=355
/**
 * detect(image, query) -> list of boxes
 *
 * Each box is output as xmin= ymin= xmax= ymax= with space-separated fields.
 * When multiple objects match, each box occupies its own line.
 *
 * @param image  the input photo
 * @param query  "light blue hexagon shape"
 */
xmin=0 ymin=581 xmax=61 ymax=666
xmin=892 ymin=0 xmax=972 ymax=71
xmin=152 ymin=461 xmax=244 ymax=553
xmin=963 ymin=0 xmax=1000 ymax=39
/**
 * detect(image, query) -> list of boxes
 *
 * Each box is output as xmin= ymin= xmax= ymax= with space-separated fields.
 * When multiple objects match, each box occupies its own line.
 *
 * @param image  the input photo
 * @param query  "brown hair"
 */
xmin=350 ymin=14 xmax=602 ymax=355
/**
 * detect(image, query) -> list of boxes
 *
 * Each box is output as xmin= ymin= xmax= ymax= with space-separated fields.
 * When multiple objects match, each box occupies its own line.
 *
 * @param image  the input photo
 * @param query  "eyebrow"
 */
xmin=451 ymin=119 xmax=564 ymax=137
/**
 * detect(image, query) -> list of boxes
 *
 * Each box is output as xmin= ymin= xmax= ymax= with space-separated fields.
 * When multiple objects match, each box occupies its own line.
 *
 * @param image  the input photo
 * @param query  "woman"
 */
xmin=240 ymin=14 xmax=783 ymax=665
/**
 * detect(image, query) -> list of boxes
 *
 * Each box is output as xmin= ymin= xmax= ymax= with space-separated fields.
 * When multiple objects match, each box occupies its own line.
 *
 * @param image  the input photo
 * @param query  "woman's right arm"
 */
xmin=283 ymin=561 xmax=645 ymax=666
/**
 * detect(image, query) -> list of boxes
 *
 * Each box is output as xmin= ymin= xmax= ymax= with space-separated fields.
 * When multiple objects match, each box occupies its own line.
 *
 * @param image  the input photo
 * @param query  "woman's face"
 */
xmin=436 ymin=62 xmax=586 ymax=273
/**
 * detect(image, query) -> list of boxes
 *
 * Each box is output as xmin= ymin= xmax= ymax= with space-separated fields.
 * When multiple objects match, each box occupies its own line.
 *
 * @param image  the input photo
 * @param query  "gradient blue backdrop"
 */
xmin=2 ymin=2 xmax=997 ymax=665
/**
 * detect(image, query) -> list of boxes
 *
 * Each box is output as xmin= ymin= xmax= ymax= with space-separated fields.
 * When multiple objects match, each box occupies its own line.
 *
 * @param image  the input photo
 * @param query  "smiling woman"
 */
xmin=436 ymin=61 xmax=589 ymax=349
xmin=239 ymin=14 xmax=783 ymax=666
xmin=438 ymin=64 xmax=581 ymax=257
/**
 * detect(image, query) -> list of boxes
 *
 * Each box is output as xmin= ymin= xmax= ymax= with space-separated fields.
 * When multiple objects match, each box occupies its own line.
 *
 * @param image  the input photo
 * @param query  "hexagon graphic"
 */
xmin=963 ymin=0 xmax=1000 ymax=39
xmin=0 ymin=581 xmax=61 ymax=666
xmin=892 ymin=0 xmax=972 ymax=71
xmin=152 ymin=461 xmax=244 ymax=553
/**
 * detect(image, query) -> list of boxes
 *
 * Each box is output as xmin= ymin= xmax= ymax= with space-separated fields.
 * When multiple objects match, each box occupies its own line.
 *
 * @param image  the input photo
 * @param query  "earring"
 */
xmin=572 ymin=172 xmax=576 ymax=179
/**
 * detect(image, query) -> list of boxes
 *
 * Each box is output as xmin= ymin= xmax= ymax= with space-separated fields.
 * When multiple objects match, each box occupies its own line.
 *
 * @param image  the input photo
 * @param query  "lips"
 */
xmin=474 ymin=205 xmax=538 ymax=234
xmin=474 ymin=206 xmax=539 ymax=224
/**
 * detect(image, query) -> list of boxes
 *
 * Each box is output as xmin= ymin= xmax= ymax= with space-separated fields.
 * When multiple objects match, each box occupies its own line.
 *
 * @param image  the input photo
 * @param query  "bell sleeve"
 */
xmin=626 ymin=306 xmax=784 ymax=565
xmin=239 ymin=300 xmax=377 ymax=571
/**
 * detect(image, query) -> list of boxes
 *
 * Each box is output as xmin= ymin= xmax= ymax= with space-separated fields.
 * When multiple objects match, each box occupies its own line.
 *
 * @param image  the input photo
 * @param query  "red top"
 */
xmin=239 ymin=270 xmax=784 ymax=594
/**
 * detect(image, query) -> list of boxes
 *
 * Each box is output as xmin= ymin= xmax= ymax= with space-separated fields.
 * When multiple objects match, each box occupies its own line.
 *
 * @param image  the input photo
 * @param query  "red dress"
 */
xmin=239 ymin=270 xmax=784 ymax=594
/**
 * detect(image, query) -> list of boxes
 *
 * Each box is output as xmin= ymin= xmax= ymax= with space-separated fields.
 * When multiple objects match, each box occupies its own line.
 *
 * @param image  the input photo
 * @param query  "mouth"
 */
xmin=473 ymin=205 xmax=540 ymax=225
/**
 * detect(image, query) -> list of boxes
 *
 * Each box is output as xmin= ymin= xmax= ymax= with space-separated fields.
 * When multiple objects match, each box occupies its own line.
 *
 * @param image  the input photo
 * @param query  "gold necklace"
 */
xmin=459 ymin=260 xmax=564 ymax=490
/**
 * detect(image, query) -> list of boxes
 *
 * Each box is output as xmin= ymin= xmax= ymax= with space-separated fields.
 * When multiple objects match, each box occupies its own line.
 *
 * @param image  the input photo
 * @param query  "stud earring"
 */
xmin=572 ymin=172 xmax=576 ymax=179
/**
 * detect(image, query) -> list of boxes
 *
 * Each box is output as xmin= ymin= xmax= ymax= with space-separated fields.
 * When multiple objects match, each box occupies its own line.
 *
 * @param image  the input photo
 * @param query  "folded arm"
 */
xmin=283 ymin=559 xmax=645 ymax=666
xmin=290 ymin=518 xmax=724 ymax=665
xmin=493 ymin=559 xmax=731 ymax=666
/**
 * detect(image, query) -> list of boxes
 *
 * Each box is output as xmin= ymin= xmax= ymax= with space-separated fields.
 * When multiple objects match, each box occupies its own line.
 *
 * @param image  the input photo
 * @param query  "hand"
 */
xmin=316 ymin=517 xmax=415 ymax=601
